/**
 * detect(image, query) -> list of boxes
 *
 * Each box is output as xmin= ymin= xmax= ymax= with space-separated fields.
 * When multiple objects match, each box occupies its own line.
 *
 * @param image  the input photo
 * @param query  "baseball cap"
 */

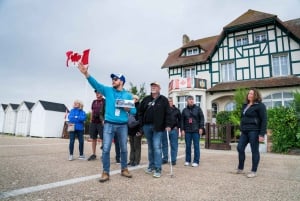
xmin=150 ymin=81 xmax=160 ymax=87
xmin=110 ymin=73 xmax=126 ymax=84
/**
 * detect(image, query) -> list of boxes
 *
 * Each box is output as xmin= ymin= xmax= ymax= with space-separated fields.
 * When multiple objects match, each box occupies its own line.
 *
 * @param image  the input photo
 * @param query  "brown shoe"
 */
xmin=99 ymin=172 xmax=109 ymax=183
xmin=121 ymin=168 xmax=132 ymax=178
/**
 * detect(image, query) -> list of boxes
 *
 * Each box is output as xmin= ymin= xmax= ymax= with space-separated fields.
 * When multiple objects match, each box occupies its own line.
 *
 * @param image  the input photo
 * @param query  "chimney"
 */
xmin=182 ymin=34 xmax=190 ymax=45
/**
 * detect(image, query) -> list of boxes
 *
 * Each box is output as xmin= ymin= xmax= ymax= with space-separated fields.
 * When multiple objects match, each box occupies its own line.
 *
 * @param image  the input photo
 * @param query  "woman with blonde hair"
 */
xmin=68 ymin=100 xmax=87 ymax=161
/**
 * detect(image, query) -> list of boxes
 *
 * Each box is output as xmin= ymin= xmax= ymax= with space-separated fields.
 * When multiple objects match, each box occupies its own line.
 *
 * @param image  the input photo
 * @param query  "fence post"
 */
xmin=205 ymin=122 xmax=210 ymax=149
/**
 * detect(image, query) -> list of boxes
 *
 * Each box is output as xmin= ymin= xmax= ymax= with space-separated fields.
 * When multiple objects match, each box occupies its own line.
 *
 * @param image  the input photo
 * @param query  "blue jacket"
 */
xmin=68 ymin=108 xmax=87 ymax=131
xmin=87 ymin=75 xmax=136 ymax=124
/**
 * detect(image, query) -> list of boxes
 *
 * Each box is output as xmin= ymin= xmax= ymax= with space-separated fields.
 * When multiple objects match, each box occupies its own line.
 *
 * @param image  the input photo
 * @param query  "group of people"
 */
xmin=67 ymin=61 xmax=267 ymax=183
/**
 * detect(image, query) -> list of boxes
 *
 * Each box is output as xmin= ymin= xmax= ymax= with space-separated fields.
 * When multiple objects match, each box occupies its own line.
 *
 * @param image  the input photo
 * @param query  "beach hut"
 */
xmin=30 ymin=100 xmax=68 ymax=138
xmin=15 ymin=101 xmax=35 ymax=136
xmin=3 ymin=103 xmax=19 ymax=134
xmin=0 ymin=104 xmax=8 ymax=133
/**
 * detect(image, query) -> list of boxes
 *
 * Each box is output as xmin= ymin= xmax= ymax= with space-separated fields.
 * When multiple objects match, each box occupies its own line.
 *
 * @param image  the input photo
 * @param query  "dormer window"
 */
xmin=236 ymin=35 xmax=248 ymax=46
xmin=255 ymin=31 xmax=267 ymax=43
xmin=186 ymin=47 xmax=199 ymax=56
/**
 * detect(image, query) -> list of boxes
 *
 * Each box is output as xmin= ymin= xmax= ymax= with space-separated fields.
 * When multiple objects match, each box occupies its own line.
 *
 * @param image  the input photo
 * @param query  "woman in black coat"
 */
xmin=236 ymin=88 xmax=267 ymax=178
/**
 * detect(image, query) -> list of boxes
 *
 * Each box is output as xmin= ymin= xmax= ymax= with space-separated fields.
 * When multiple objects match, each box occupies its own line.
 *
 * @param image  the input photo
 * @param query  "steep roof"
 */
xmin=24 ymin=101 xmax=35 ymax=110
xmin=161 ymin=9 xmax=300 ymax=69
xmin=207 ymin=76 xmax=300 ymax=93
xmin=9 ymin=104 xmax=19 ymax=110
xmin=1 ymin=104 xmax=8 ymax=111
xmin=38 ymin=100 xmax=67 ymax=112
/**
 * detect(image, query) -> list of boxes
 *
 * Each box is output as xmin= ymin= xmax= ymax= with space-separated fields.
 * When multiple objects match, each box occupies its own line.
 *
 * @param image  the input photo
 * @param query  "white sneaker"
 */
xmin=78 ymin=155 xmax=85 ymax=160
xmin=184 ymin=162 xmax=190 ymax=166
xmin=192 ymin=163 xmax=199 ymax=167
xmin=247 ymin=172 xmax=257 ymax=178
xmin=68 ymin=155 xmax=73 ymax=161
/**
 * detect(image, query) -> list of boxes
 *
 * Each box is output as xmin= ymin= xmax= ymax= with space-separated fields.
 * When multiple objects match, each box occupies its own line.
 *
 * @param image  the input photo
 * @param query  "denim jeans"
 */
xmin=162 ymin=128 xmax=178 ymax=163
xmin=185 ymin=132 xmax=200 ymax=164
xmin=143 ymin=124 xmax=163 ymax=171
xmin=114 ymin=134 xmax=120 ymax=162
xmin=237 ymin=130 xmax=260 ymax=172
xmin=102 ymin=123 xmax=128 ymax=173
xmin=69 ymin=130 xmax=84 ymax=156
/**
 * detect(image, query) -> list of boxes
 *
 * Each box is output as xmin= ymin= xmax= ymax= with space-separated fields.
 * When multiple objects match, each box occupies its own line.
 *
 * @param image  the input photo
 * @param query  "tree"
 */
xmin=128 ymin=82 xmax=147 ymax=101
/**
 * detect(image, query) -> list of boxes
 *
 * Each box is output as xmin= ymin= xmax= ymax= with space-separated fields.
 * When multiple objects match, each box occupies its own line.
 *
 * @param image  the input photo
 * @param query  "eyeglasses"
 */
xmin=112 ymin=77 xmax=119 ymax=81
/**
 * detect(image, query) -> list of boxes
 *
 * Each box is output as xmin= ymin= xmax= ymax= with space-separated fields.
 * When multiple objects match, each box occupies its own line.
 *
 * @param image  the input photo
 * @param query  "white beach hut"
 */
xmin=30 ymin=100 xmax=68 ymax=138
xmin=0 ymin=104 xmax=8 ymax=133
xmin=15 ymin=101 xmax=35 ymax=136
xmin=3 ymin=103 xmax=19 ymax=134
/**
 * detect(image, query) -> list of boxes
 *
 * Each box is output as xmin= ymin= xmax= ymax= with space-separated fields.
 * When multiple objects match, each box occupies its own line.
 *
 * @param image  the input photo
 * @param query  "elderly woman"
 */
xmin=68 ymin=100 xmax=87 ymax=161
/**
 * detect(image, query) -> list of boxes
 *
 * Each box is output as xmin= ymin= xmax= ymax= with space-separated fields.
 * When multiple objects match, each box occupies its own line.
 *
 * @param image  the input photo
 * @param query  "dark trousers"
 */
xmin=237 ymin=131 xmax=260 ymax=172
xmin=128 ymin=134 xmax=142 ymax=164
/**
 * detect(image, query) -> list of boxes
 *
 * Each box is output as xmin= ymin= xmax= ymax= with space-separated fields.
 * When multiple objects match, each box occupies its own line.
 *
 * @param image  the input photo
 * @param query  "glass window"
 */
xmin=177 ymin=96 xmax=187 ymax=112
xmin=212 ymin=103 xmax=218 ymax=118
xmin=195 ymin=95 xmax=201 ymax=107
xmin=183 ymin=67 xmax=196 ymax=78
xmin=186 ymin=47 xmax=199 ymax=56
xmin=254 ymin=31 xmax=267 ymax=43
xmin=220 ymin=62 xmax=235 ymax=82
xmin=225 ymin=102 xmax=236 ymax=111
xmin=272 ymin=54 xmax=289 ymax=76
xmin=236 ymin=35 xmax=248 ymax=46
xmin=263 ymin=92 xmax=294 ymax=109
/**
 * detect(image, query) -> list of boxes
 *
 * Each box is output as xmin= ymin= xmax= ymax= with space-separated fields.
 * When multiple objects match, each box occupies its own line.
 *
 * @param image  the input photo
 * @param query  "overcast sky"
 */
xmin=0 ymin=0 xmax=299 ymax=110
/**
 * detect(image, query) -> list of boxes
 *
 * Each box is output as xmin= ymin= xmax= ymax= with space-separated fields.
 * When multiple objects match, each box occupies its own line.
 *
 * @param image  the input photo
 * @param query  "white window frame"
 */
xmin=272 ymin=54 xmax=289 ymax=77
xmin=254 ymin=31 xmax=267 ymax=43
xmin=183 ymin=67 xmax=196 ymax=78
xmin=236 ymin=35 xmax=248 ymax=46
xmin=220 ymin=62 xmax=235 ymax=82
xmin=263 ymin=92 xmax=293 ymax=109
xmin=224 ymin=101 xmax=236 ymax=111
xmin=177 ymin=96 xmax=188 ymax=112
xmin=186 ymin=47 xmax=199 ymax=56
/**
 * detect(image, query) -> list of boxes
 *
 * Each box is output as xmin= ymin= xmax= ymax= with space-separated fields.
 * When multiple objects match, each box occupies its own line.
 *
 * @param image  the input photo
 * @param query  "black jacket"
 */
xmin=139 ymin=95 xmax=171 ymax=132
xmin=181 ymin=104 xmax=205 ymax=133
xmin=240 ymin=102 xmax=267 ymax=136
xmin=169 ymin=105 xmax=181 ymax=129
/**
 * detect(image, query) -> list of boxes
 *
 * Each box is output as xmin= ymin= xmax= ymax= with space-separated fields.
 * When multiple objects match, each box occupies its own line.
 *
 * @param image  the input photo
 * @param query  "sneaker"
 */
xmin=171 ymin=161 xmax=176 ymax=166
xmin=78 ymin=155 xmax=85 ymax=160
xmin=99 ymin=172 xmax=109 ymax=183
xmin=233 ymin=169 xmax=244 ymax=174
xmin=153 ymin=169 xmax=161 ymax=178
xmin=116 ymin=159 xmax=120 ymax=164
xmin=121 ymin=168 xmax=132 ymax=178
xmin=192 ymin=163 xmax=199 ymax=167
xmin=184 ymin=162 xmax=190 ymax=166
xmin=68 ymin=155 xmax=73 ymax=161
xmin=162 ymin=160 xmax=168 ymax=164
xmin=247 ymin=171 xmax=257 ymax=178
xmin=87 ymin=154 xmax=96 ymax=161
xmin=145 ymin=167 xmax=154 ymax=174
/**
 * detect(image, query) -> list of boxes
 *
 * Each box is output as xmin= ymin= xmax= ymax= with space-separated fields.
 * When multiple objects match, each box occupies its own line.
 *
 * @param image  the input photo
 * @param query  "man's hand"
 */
xmin=166 ymin=127 xmax=171 ymax=132
xmin=258 ymin=136 xmax=265 ymax=143
xmin=78 ymin=62 xmax=89 ymax=77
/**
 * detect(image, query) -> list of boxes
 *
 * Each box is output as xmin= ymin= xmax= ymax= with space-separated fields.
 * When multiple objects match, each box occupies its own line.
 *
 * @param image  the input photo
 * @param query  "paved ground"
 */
xmin=0 ymin=135 xmax=299 ymax=201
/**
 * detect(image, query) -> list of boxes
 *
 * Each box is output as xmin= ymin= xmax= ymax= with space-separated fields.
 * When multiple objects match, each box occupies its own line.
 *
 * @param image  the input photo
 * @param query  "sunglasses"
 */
xmin=112 ymin=77 xmax=119 ymax=81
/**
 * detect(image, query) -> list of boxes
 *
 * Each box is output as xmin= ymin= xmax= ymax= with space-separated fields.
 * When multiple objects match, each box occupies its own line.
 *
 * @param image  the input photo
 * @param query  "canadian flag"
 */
xmin=178 ymin=77 xmax=192 ymax=89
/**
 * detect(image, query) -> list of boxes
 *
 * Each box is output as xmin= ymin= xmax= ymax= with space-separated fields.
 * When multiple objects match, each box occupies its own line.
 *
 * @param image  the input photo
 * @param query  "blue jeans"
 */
xmin=237 ymin=131 xmax=260 ymax=172
xmin=162 ymin=128 xmax=178 ymax=163
xmin=114 ymin=134 xmax=120 ymax=162
xmin=143 ymin=124 xmax=163 ymax=171
xmin=69 ymin=130 xmax=84 ymax=156
xmin=102 ymin=123 xmax=128 ymax=173
xmin=185 ymin=132 xmax=200 ymax=164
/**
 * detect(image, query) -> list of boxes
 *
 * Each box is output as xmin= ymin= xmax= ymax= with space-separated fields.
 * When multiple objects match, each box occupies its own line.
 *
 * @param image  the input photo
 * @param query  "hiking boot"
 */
xmin=68 ymin=155 xmax=73 ymax=161
xmin=247 ymin=171 xmax=257 ymax=178
xmin=121 ymin=168 xmax=132 ymax=178
xmin=153 ymin=169 xmax=161 ymax=178
xmin=145 ymin=167 xmax=154 ymax=174
xmin=87 ymin=154 xmax=96 ymax=161
xmin=99 ymin=172 xmax=109 ymax=182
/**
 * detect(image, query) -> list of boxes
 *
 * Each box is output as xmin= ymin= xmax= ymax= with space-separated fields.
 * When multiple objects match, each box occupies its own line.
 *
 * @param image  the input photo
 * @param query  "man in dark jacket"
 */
xmin=181 ymin=95 xmax=204 ymax=167
xmin=162 ymin=97 xmax=181 ymax=165
xmin=139 ymin=82 xmax=171 ymax=178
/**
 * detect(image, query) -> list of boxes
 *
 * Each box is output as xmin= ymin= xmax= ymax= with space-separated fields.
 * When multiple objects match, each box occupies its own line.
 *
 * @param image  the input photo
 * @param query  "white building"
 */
xmin=162 ymin=9 xmax=300 ymax=122
xmin=15 ymin=101 xmax=35 ymax=136
xmin=3 ymin=104 xmax=19 ymax=134
xmin=0 ymin=104 xmax=8 ymax=133
xmin=30 ymin=100 xmax=68 ymax=138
